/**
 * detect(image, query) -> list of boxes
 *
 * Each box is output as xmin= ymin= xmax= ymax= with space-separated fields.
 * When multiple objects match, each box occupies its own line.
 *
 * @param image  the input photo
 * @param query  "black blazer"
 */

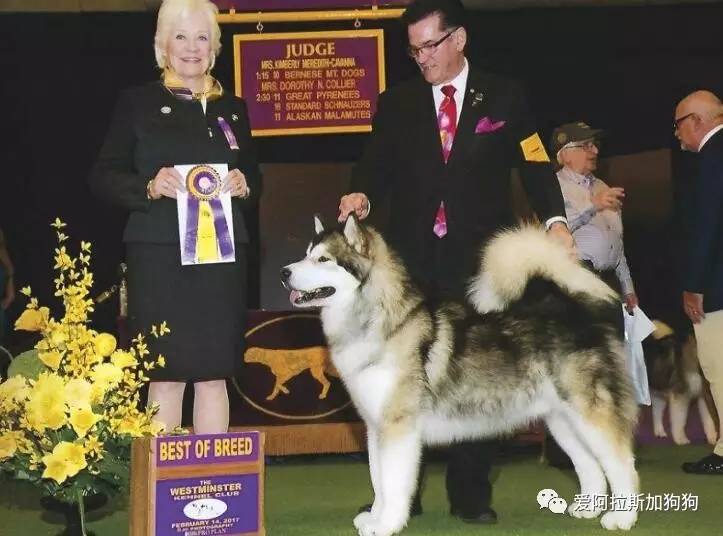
xmin=90 ymin=81 xmax=262 ymax=244
xmin=684 ymin=128 xmax=723 ymax=312
xmin=351 ymin=67 xmax=565 ymax=290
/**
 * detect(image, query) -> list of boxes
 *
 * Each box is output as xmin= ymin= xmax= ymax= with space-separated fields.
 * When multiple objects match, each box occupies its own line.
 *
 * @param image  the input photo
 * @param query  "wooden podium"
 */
xmin=130 ymin=431 xmax=265 ymax=536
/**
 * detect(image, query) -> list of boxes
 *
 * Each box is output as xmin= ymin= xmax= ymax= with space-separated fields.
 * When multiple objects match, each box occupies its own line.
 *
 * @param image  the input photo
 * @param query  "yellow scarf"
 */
xmin=162 ymin=69 xmax=223 ymax=101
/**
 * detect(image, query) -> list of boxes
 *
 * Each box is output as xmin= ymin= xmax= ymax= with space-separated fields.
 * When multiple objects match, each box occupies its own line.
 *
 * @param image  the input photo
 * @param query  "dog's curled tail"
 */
xmin=467 ymin=225 xmax=618 ymax=313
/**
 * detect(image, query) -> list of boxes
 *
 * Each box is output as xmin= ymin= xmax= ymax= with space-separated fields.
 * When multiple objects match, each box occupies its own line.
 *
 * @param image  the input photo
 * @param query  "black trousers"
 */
xmin=408 ymin=440 xmax=496 ymax=515
xmin=406 ymin=238 xmax=496 ymax=516
xmin=546 ymin=261 xmax=625 ymax=467
xmin=445 ymin=440 xmax=496 ymax=514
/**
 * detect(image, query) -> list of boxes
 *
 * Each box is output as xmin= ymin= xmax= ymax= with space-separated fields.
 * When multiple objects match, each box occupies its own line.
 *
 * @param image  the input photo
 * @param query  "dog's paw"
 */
xmin=653 ymin=428 xmax=667 ymax=438
xmin=353 ymin=511 xmax=375 ymax=532
xmin=672 ymin=434 xmax=690 ymax=445
xmin=568 ymin=501 xmax=602 ymax=519
xmin=600 ymin=510 xmax=637 ymax=531
xmin=705 ymin=433 xmax=718 ymax=446
xmin=355 ymin=518 xmax=403 ymax=536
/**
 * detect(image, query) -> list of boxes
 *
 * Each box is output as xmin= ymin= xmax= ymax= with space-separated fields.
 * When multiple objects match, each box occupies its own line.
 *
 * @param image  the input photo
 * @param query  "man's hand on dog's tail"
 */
xmin=338 ymin=193 xmax=371 ymax=222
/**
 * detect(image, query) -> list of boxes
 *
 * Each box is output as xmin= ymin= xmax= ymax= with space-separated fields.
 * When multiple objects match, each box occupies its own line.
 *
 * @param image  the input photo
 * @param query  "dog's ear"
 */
xmin=343 ymin=214 xmax=365 ymax=253
xmin=314 ymin=214 xmax=325 ymax=235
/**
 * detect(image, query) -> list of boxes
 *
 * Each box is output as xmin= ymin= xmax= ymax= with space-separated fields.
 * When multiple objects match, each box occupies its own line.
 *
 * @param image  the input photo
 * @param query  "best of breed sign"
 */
xmin=233 ymin=30 xmax=385 ymax=136
xmin=130 ymin=431 xmax=265 ymax=536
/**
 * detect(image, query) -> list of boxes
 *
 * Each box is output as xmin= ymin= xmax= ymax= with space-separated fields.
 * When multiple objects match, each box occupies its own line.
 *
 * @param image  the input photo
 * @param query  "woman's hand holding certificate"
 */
xmin=149 ymin=167 xmax=185 ymax=200
xmin=221 ymin=168 xmax=250 ymax=199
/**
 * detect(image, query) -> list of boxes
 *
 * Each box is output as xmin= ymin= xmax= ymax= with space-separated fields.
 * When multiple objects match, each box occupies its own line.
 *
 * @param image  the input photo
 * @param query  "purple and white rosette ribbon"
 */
xmin=183 ymin=165 xmax=234 ymax=263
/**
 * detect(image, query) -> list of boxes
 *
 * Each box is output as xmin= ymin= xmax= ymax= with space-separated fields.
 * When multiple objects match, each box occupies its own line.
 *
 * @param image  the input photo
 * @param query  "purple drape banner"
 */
xmin=234 ymin=30 xmax=385 ymax=136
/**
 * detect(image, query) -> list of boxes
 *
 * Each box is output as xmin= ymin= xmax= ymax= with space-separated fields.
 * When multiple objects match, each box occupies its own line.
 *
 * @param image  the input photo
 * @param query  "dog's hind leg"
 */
xmin=565 ymin=410 xmax=639 ymax=531
xmin=697 ymin=396 xmax=719 ymax=445
xmin=651 ymin=391 xmax=668 ymax=438
xmin=545 ymin=413 xmax=606 ymax=519
xmin=669 ymin=392 xmax=692 ymax=445
xmin=354 ymin=424 xmax=422 ymax=536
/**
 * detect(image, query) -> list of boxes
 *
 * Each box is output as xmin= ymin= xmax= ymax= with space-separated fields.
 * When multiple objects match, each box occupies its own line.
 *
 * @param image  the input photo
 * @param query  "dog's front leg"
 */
xmin=355 ymin=424 xmax=422 ymax=536
xmin=651 ymin=391 xmax=668 ymax=438
xmin=353 ymin=428 xmax=383 ymax=532
xmin=367 ymin=429 xmax=383 ymax=516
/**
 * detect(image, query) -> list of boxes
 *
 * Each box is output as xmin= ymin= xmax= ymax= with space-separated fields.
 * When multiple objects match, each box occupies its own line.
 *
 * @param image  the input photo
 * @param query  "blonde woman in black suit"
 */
xmin=91 ymin=0 xmax=261 ymax=435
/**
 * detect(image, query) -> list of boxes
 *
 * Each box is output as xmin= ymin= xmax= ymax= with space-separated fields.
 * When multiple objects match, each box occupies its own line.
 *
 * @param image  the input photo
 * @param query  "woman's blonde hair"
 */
xmin=154 ymin=0 xmax=221 ymax=71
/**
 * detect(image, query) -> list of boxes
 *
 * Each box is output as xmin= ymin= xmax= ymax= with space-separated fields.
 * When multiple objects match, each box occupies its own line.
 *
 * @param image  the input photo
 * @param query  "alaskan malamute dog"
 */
xmin=281 ymin=217 xmax=639 ymax=535
xmin=644 ymin=322 xmax=718 ymax=445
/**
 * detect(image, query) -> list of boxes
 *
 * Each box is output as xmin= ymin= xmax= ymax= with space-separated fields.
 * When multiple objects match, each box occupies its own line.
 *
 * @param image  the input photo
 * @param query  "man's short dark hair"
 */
xmin=401 ymin=0 xmax=466 ymax=30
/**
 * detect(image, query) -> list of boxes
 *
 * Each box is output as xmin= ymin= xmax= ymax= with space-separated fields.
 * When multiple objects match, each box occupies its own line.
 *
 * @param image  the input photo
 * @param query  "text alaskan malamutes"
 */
xmin=282 ymin=217 xmax=639 ymax=535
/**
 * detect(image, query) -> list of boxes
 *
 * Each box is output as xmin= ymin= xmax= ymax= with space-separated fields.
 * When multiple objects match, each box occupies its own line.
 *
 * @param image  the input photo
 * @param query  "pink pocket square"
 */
xmin=475 ymin=117 xmax=506 ymax=134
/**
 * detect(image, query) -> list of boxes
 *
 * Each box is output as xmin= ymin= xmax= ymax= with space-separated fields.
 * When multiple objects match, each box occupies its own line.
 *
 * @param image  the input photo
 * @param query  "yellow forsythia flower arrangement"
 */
xmin=0 ymin=219 xmax=167 ymax=510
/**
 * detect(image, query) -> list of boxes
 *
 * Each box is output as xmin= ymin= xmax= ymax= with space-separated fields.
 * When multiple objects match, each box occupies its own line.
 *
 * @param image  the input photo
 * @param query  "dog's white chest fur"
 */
xmin=331 ymin=347 xmax=396 ymax=423
xmin=344 ymin=363 xmax=398 ymax=425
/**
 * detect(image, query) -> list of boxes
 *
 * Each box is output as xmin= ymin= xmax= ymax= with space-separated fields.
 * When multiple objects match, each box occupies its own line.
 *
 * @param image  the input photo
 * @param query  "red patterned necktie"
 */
xmin=434 ymin=84 xmax=457 ymax=238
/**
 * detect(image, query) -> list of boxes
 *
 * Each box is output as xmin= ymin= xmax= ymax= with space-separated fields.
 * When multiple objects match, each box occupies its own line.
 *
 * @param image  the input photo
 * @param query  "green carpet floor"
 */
xmin=1 ymin=444 xmax=720 ymax=535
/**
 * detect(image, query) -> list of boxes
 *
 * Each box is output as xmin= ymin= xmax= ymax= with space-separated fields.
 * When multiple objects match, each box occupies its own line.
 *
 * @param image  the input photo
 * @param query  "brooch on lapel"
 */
xmin=231 ymin=113 xmax=239 ymax=122
xmin=161 ymin=106 xmax=171 ymax=114
xmin=469 ymin=88 xmax=485 ymax=107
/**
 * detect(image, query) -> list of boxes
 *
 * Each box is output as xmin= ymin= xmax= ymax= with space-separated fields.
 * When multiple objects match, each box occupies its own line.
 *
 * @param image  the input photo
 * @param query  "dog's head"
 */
xmin=280 ymin=215 xmax=372 ymax=308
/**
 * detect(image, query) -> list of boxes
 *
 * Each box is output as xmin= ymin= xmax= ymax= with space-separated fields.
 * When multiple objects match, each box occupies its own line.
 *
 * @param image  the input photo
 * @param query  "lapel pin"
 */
xmin=231 ymin=113 xmax=239 ymax=121
xmin=161 ymin=106 xmax=171 ymax=114
xmin=471 ymin=91 xmax=485 ymax=107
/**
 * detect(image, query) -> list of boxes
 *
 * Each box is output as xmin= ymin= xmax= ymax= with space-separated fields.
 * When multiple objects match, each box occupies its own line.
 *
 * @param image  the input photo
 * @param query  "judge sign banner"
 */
xmin=234 ymin=30 xmax=385 ymax=136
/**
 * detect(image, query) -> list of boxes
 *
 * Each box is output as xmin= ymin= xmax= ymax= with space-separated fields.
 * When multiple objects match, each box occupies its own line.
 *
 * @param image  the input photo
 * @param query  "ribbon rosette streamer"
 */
xmin=184 ymin=165 xmax=234 ymax=263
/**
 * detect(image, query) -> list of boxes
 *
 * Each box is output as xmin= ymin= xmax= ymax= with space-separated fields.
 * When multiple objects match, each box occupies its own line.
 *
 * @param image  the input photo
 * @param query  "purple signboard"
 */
xmin=156 ymin=431 xmax=260 ymax=467
xmin=215 ymin=1 xmax=408 ymax=9
xmin=156 ymin=474 xmax=260 ymax=536
xmin=234 ymin=30 xmax=385 ymax=136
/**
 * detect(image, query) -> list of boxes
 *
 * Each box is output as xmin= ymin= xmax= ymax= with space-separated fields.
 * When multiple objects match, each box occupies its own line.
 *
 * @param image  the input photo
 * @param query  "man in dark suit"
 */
xmin=338 ymin=0 xmax=574 ymax=523
xmin=674 ymin=90 xmax=723 ymax=475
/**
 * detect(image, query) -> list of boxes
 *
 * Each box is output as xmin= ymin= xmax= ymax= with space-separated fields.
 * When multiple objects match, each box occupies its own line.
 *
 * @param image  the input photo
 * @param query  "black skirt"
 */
xmin=126 ymin=243 xmax=246 ymax=382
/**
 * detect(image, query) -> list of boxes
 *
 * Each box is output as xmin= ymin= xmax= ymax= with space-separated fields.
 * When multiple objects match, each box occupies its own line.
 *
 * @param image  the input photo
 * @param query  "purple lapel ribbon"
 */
xmin=217 ymin=117 xmax=239 ymax=150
